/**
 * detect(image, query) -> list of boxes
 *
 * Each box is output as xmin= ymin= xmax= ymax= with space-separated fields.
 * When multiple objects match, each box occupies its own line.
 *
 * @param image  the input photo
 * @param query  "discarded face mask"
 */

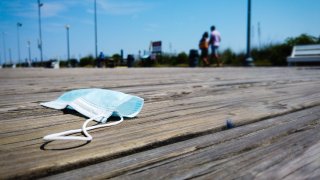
xmin=41 ymin=88 xmax=144 ymax=141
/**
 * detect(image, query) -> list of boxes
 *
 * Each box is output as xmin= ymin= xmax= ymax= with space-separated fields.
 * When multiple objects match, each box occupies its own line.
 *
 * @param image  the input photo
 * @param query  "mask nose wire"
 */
xmin=43 ymin=112 xmax=124 ymax=141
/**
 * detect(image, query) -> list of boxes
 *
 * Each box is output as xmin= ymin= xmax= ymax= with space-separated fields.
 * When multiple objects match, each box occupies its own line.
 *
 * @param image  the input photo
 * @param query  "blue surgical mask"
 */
xmin=41 ymin=88 xmax=144 ymax=141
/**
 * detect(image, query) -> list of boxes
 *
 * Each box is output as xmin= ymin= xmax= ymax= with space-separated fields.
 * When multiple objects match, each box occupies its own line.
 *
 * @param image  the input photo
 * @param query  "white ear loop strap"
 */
xmin=43 ymin=113 xmax=124 ymax=141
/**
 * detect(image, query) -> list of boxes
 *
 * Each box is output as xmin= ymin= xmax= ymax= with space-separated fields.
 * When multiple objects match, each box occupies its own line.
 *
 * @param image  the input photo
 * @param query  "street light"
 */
xmin=38 ymin=0 xmax=43 ymax=63
xmin=245 ymin=0 xmax=254 ymax=66
xmin=17 ymin=22 xmax=22 ymax=66
xmin=2 ymin=32 xmax=7 ymax=65
xmin=8 ymin=48 xmax=12 ymax=65
xmin=27 ymin=40 xmax=32 ymax=67
xmin=94 ymin=0 xmax=98 ymax=59
xmin=65 ymin=25 xmax=70 ymax=67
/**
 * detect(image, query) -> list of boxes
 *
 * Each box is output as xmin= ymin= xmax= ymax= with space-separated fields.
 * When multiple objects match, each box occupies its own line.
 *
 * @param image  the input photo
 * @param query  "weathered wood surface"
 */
xmin=45 ymin=106 xmax=320 ymax=180
xmin=0 ymin=67 xmax=320 ymax=179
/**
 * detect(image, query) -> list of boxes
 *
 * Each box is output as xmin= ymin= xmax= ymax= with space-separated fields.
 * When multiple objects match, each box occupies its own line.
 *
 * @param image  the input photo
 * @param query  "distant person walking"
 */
xmin=97 ymin=51 xmax=104 ymax=68
xmin=199 ymin=32 xmax=210 ymax=66
xmin=209 ymin=25 xmax=222 ymax=66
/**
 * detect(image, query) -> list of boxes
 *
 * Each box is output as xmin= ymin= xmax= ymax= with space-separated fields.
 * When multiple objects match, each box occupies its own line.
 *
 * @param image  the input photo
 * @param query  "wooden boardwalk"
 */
xmin=0 ymin=67 xmax=320 ymax=179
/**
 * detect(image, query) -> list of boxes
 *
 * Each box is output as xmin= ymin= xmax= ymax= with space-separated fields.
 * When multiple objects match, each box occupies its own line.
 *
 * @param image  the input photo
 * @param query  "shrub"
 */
xmin=285 ymin=34 xmax=319 ymax=46
xmin=79 ymin=55 xmax=94 ymax=67
xmin=112 ymin=54 xmax=121 ymax=66
xmin=220 ymin=48 xmax=236 ymax=65
xmin=176 ymin=52 xmax=188 ymax=65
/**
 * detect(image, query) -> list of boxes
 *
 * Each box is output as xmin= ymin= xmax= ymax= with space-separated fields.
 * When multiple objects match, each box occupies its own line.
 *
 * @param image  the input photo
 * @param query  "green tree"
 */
xmin=285 ymin=34 xmax=318 ymax=46
xmin=176 ymin=52 xmax=188 ymax=65
xmin=267 ymin=44 xmax=292 ymax=66
xmin=112 ymin=54 xmax=121 ymax=66
xmin=79 ymin=55 xmax=94 ymax=67
xmin=221 ymin=48 xmax=236 ymax=65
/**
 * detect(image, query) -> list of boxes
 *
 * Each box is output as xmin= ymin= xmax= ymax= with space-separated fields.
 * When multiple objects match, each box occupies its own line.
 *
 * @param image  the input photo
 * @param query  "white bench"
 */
xmin=51 ymin=60 xmax=60 ymax=69
xmin=287 ymin=44 xmax=320 ymax=65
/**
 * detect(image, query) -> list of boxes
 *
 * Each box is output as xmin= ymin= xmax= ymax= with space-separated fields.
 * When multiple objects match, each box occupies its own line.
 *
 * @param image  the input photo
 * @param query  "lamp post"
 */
xmin=245 ymin=0 xmax=254 ymax=66
xmin=65 ymin=25 xmax=70 ymax=67
xmin=38 ymin=0 xmax=43 ymax=63
xmin=17 ymin=22 xmax=22 ymax=66
xmin=2 ymin=32 xmax=7 ymax=65
xmin=94 ymin=0 xmax=98 ymax=59
xmin=9 ymin=48 xmax=12 ymax=65
xmin=27 ymin=41 xmax=31 ymax=67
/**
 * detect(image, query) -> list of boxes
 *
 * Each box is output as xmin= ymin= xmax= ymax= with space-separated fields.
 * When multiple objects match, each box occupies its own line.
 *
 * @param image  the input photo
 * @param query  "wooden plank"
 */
xmin=44 ymin=106 xmax=320 ymax=179
xmin=255 ymin=141 xmax=320 ymax=179
xmin=0 ymin=68 xmax=320 ymax=179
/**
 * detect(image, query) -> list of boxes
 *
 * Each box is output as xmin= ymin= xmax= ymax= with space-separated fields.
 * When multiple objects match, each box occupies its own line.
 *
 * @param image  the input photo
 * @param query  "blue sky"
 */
xmin=0 ymin=0 xmax=319 ymax=64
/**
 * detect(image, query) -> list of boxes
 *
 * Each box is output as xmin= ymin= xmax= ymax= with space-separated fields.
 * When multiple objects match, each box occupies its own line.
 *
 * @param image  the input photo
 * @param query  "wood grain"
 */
xmin=0 ymin=67 xmax=319 ymax=179
xmin=44 ymin=106 xmax=320 ymax=179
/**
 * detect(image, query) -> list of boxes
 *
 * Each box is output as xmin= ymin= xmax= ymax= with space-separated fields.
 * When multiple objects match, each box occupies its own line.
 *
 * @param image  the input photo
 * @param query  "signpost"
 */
xmin=151 ymin=41 xmax=162 ymax=54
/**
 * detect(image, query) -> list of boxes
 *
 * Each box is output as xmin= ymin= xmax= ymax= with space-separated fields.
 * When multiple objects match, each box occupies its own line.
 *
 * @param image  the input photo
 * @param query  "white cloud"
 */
xmin=41 ymin=2 xmax=67 ymax=18
xmin=1 ymin=1 xmax=36 ymax=18
xmin=88 ymin=0 xmax=152 ymax=15
xmin=144 ymin=23 xmax=160 ymax=32
xmin=4 ymin=1 xmax=71 ymax=19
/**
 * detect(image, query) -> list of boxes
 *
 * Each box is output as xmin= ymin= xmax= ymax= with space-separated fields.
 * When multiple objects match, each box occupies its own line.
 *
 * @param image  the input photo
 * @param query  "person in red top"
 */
xmin=199 ymin=32 xmax=210 ymax=66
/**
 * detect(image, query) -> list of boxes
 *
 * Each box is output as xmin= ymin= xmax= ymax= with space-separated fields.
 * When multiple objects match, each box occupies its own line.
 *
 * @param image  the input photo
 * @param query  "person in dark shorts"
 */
xmin=199 ymin=32 xmax=210 ymax=66
xmin=209 ymin=25 xmax=222 ymax=66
